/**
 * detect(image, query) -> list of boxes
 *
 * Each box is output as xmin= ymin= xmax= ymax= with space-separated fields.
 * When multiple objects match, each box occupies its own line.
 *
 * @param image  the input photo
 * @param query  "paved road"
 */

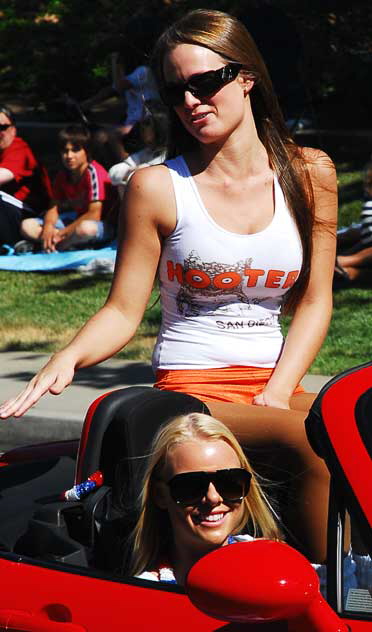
xmin=0 ymin=351 xmax=332 ymax=452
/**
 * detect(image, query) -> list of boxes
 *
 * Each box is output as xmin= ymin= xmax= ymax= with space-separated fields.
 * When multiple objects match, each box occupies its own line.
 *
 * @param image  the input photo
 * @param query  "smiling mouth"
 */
xmin=191 ymin=113 xmax=209 ymax=122
xmin=193 ymin=512 xmax=225 ymax=525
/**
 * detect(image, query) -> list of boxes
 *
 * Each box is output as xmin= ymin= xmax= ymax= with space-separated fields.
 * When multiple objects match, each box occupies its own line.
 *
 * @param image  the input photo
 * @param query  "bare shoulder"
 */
xmin=123 ymin=164 xmax=176 ymax=235
xmin=300 ymin=146 xmax=336 ymax=186
xmin=299 ymin=147 xmax=337 ymax=223
xmin=126 ymin=164 xmax=173 ymax=206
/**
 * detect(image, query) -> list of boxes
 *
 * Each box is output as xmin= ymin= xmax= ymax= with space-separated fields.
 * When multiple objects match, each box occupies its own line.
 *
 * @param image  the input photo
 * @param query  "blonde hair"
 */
xmin=130 ymin=412 xmax=281 ymax=575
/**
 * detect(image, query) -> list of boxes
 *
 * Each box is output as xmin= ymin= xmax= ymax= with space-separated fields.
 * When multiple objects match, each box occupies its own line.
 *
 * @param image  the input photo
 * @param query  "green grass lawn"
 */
xmin=0 ymin=272 xmax=161 ymax=360
xmin=337 ymin=160 xmax=364 ymax=227
xmin=281 ymin=287 xmax=372 ymax=375
xmin=1 ymin=159 xmax=370 ymax=375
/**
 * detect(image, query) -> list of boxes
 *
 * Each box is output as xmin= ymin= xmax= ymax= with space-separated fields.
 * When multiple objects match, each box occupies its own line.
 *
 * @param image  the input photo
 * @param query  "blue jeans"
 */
xmin=37 ymin=211 xmax=114 ymax=244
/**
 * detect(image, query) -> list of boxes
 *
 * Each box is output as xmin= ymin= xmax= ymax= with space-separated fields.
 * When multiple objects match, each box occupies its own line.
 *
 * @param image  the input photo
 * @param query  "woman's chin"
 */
xmin=195 ymin=529 xmax=229 ymax=551
xmin=191 ymin=126 xmax=232 ymax=148
xmin=192 ymin=521 xmax=231 ymax=546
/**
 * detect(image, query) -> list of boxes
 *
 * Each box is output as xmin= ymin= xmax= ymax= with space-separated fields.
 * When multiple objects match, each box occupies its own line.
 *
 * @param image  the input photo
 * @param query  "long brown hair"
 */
xmin=151 ymin=9 xmax=316 ymax=311
xmin=131 ymin=413 xmax=281 ymax=576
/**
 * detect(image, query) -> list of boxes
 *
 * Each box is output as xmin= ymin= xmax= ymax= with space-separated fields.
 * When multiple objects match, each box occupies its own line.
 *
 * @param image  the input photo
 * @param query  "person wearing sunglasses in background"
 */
xmin=131 ymin=413 xmax=281 ymax=584
xmin=0 ymin=105 xmax=53 ymax=248
xmin=0 ymin=10 xmax=337 ymax=567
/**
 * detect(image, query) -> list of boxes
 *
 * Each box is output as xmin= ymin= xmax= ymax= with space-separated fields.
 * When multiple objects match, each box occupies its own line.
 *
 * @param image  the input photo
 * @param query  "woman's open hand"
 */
xmin=0 ymin=352 xmax=76 ymax=419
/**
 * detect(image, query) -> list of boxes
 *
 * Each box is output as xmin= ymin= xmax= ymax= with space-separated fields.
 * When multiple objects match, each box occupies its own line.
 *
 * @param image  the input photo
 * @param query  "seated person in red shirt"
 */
xmin=0 ymin=104 xmax=53 ymax=246
xmin=20 ymin=125 xmax=117 ymax=252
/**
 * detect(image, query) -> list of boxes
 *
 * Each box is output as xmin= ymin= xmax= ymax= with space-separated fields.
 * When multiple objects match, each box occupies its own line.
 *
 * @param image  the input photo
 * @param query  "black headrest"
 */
xmin=305 ymin=361 xmax=372 ymax=458
xmin=76 ymin=386 xmax=209 ymax=505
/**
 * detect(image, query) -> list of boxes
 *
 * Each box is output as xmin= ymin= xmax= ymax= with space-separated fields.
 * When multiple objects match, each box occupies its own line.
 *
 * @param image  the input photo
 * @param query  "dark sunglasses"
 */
xmin=0 ymin=123 xmax=13 ymax=131
xmin=161 ymin=62 xmax=243 ymax=107
xmin=167 ymin=467 xmax=252 ymax=505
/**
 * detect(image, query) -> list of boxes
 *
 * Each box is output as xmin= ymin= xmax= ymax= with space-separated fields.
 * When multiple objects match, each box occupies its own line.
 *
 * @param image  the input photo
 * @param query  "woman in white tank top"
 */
xmin=0 ymin=10 xmax=337 ymax=565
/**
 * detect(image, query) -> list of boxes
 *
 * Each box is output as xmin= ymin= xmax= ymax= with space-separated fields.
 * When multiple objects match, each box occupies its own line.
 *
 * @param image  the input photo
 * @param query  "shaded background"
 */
xmin=0 ymin=0 xmax=371 ymax=129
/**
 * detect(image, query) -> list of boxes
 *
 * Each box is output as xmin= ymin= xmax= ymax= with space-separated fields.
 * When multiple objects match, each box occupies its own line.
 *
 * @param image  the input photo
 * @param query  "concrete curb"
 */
xmin=0 ymin=352 xmax=333 ymax=451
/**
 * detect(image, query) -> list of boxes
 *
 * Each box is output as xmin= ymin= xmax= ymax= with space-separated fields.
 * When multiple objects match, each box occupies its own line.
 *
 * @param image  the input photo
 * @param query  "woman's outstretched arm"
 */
xmin=0 ymin=166 xmax=174 ymax=418
xmin=253 ymin=149 xmax=338 ymax=409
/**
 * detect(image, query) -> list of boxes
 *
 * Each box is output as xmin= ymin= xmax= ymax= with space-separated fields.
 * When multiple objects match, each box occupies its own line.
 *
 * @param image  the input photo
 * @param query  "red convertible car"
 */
xmin=0 ymin=362 xmax=371 ymax=631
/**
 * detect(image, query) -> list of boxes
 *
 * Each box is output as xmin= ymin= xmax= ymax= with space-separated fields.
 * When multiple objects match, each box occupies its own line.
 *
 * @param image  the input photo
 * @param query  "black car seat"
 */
xmin=15 ymin=387 xmax=209 ymax=572
xmin=76 ymin=386 xmax=210 ymax=572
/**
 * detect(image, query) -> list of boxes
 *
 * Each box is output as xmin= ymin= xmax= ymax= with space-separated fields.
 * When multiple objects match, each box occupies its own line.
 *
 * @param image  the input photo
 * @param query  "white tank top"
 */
xmin=152 ymin=156 xmax=303 ymax=371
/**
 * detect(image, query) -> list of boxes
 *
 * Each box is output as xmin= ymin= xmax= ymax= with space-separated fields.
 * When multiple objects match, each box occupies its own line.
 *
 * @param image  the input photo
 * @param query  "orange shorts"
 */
xmin=154 ymin=366 xmax=305 ymax=405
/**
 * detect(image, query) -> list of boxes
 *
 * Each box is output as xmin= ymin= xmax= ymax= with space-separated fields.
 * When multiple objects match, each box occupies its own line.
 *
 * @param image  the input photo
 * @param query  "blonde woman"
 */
xmin=131 ymin=413 xmax=281 ymax=585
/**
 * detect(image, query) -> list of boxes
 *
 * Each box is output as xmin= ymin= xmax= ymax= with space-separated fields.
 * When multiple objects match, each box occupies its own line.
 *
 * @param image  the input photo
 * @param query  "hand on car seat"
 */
xmin=253 ymin=390 xmax=290 ymax=410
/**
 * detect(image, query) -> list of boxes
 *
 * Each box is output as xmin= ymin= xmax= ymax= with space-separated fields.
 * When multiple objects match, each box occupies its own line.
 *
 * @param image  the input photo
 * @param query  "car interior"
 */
xmin=0 ymin=363 xmax=372 ymax=623
xmin=0 ymin=387 xmax=209 ymax=576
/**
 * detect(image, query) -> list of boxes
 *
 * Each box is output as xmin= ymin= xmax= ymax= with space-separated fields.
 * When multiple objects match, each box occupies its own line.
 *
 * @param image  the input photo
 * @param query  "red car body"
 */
xmin=0 ymin=363 xmax=371 ymax=631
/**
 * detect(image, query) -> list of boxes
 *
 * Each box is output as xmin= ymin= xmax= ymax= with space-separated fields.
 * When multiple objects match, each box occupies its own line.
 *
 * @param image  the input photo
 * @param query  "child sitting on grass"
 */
xmin=334 ymin=158 xmax=372 ymax=287
xmin=18 ymin=125 xmax=117 ymax=253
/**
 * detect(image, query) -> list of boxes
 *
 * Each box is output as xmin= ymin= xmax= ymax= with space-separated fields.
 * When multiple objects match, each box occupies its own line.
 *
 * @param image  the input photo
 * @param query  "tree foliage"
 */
xmin=0 ymin=0 xmax=370 ymax=126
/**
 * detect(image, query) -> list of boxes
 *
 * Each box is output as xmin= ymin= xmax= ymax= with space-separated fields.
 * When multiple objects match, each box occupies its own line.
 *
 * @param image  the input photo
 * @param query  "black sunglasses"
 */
xmin=161 ymin=62 xmax=243 ymax=107
xmin=167 ymin=467 xmax=252 ymax=505
xmin=0 ymin=123 xmax=13 ymax=131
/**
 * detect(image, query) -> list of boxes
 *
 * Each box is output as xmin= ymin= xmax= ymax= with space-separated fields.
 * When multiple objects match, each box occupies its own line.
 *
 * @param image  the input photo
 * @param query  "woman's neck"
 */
xmin=192 ymin=115 xmax=270 ymax=181
xmin=170 ymin=541 xmax=222 ymax=586
xmin=171 ymin=552 xmax=203 ymax=586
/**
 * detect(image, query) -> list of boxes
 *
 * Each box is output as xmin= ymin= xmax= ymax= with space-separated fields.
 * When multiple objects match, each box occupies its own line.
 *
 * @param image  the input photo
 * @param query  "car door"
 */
xmin=0 ymin=553 xmax=293 ymax=631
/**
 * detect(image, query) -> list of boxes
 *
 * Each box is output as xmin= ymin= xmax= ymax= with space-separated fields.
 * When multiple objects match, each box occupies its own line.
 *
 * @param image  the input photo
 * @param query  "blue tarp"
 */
xmin=0 ymin=244 xmax=117 ymax=272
